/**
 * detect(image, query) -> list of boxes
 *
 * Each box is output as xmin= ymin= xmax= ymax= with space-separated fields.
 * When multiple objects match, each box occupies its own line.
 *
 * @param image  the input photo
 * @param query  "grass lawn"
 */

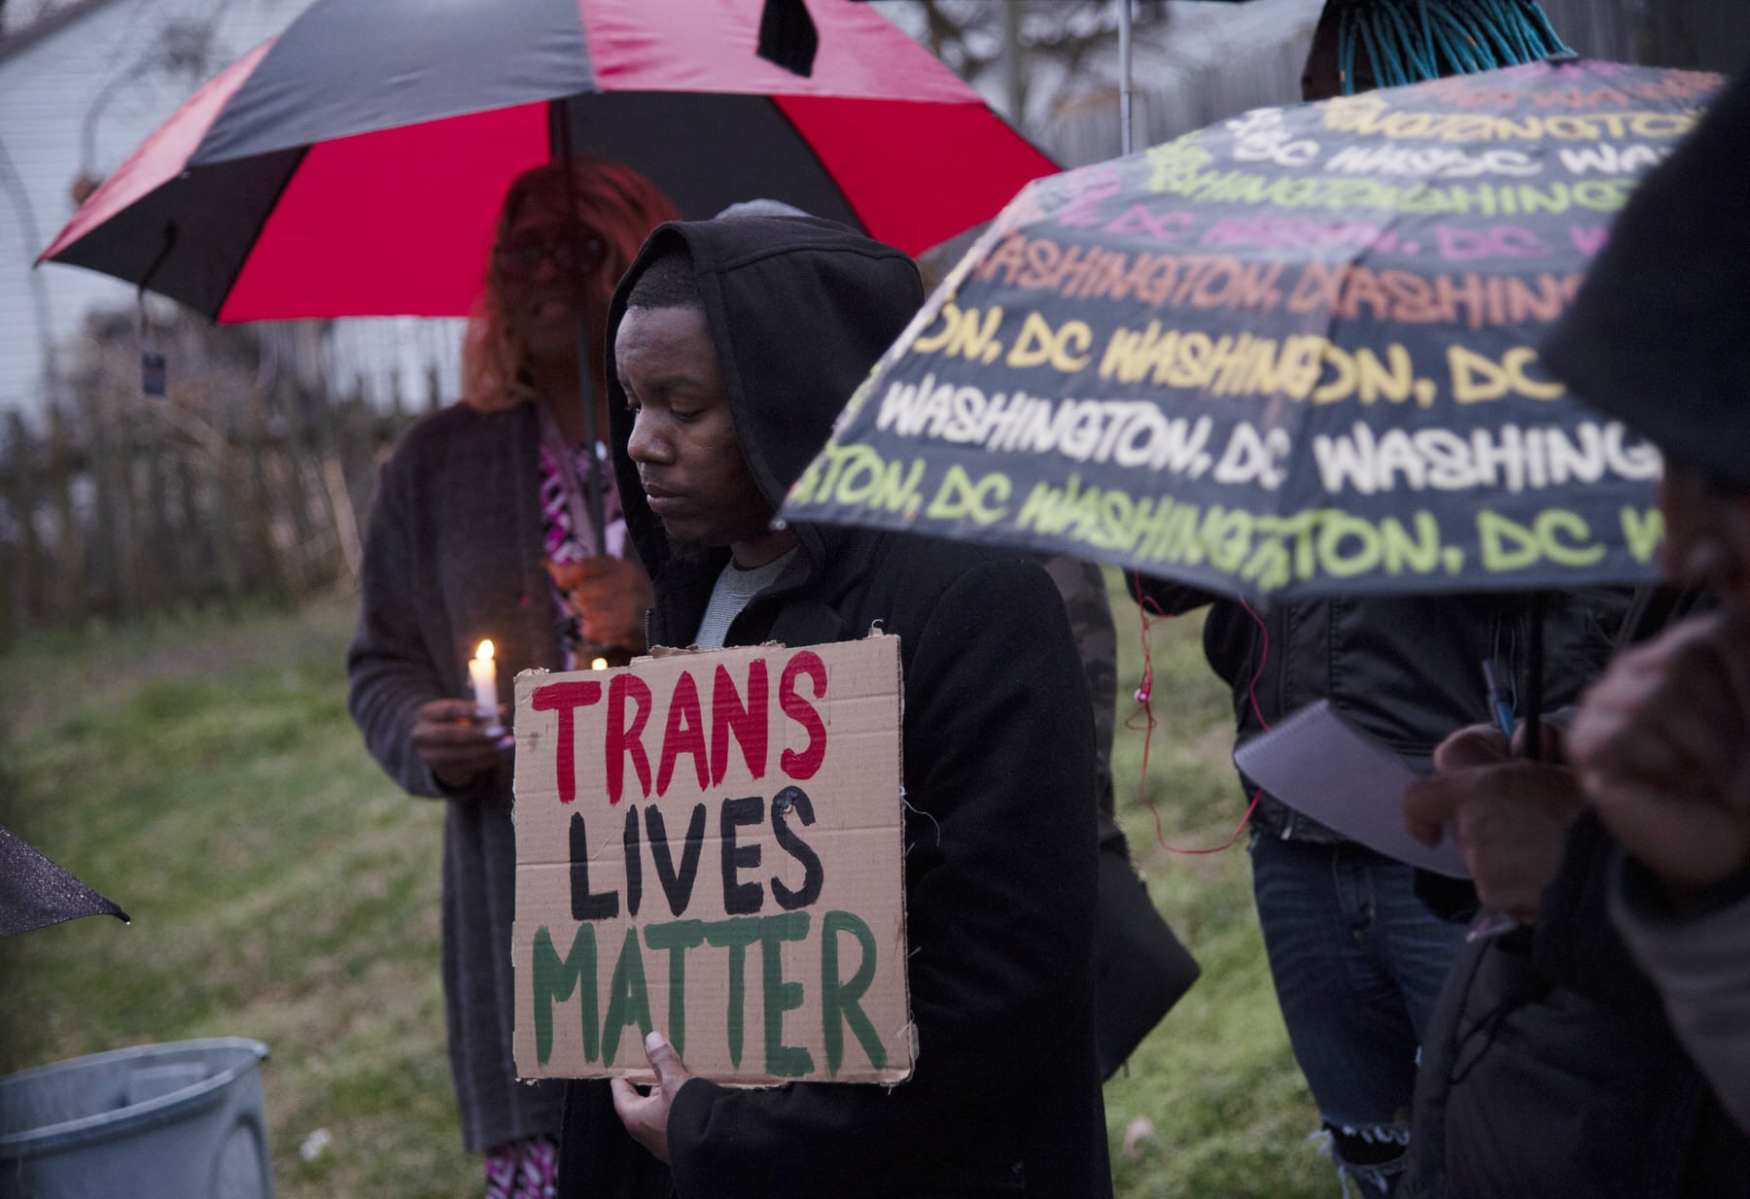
xmin=0 ymin=577 xmax=1329 ymax=1197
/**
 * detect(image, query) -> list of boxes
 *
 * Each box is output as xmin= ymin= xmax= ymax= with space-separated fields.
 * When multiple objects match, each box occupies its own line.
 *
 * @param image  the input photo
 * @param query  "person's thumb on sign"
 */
xmin=611 ymin=1031 xmax=694 ymax=1163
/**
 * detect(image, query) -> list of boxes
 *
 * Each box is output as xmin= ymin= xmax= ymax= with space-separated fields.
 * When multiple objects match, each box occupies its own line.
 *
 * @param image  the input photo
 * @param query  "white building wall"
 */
xmin=0 ymin=0 xmax=463 ymax=425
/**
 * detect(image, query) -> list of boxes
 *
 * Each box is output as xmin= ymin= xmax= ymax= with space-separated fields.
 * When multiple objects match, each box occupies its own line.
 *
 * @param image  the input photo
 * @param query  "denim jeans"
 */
xmin=1249 ymin=832 xmax=1468 ymax=1196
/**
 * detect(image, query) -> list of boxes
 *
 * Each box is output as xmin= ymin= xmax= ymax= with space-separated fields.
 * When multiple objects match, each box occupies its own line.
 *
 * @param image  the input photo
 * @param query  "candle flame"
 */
xmin=590 ymin=656 xmax=610 ymax=671
xmin=475 ymin=640 xmax=495 ymax=663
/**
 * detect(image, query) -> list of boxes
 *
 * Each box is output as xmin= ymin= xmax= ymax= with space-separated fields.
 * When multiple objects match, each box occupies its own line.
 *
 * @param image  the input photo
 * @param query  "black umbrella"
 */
xmin=0 ymin=826 xmax=129 ymax=938
xmin=784 ymin=58 xmax=1724 ymax=761
xmin=783 ymin=57 xmax=1715 ymax=602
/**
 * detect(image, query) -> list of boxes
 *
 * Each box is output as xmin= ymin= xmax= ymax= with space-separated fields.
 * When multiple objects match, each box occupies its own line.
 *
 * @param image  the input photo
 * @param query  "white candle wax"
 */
xmin=469 ymin=640 xmax=498 ymax=721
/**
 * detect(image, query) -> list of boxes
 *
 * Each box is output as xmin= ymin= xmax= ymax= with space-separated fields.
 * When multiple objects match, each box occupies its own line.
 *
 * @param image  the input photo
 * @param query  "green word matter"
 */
xmin=531 ymin=911 xmax=885 ymax=1078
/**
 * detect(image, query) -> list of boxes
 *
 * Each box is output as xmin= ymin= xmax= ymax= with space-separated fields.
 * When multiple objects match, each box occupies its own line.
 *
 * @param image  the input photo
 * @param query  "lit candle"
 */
xmin=470 ymin=640 xmax=498 ymax=722
xmin=590 ymin=656 xmax=610 ymax=671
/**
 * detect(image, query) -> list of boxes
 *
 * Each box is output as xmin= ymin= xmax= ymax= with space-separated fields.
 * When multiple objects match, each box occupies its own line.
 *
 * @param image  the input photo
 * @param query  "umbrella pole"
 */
xmin=571 ymin=325 xmax=607 ymax=552
xmin=1119 ymin=0 xmax=1134 ymax=156
xmin=548 ymin=99 xmax=609 ymax=556
xmin=1523 ymin=591 xmax=1546 ymax=759
xmin=137 ymin=223 xmax=177 ymax=399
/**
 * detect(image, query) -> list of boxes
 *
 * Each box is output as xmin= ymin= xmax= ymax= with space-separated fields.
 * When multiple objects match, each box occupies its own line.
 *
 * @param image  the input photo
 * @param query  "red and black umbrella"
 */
xmin=38 ymin=0 xmax=1057 ymax=322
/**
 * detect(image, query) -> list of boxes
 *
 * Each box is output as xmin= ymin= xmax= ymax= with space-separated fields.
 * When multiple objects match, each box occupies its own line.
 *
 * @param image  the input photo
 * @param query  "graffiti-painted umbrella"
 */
xmin=36 ymin=0 xmax=1055 ymax=321
xmin=0 ymin=826 xmax=128 ymax=938
xmin=783 ymin=58 xmax=1720 ymax=602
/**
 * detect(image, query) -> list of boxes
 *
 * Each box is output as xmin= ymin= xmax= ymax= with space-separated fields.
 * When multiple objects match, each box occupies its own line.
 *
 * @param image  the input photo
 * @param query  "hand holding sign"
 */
xmin=610 ymin=1030 xmax=694 ymax=1163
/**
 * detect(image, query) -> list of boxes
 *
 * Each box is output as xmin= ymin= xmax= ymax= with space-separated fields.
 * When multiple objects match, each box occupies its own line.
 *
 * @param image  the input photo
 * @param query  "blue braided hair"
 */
xmin=1334 ymin=0 xmax=1574 ymax=96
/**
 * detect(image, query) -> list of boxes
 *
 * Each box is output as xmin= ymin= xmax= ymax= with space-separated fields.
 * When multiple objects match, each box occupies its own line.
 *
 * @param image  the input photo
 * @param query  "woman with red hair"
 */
xmin=347 ymin=160 xmax=677 ymax=1198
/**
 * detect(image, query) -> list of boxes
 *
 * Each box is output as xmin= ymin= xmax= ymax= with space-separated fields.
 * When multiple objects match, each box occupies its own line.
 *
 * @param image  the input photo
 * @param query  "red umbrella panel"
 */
xmin=39 ymin=0 xmax=1057 ymax=322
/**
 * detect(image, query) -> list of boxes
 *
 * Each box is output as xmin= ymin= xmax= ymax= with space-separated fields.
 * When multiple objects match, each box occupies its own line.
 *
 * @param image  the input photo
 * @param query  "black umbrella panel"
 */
xmin=0 ymin=826 xmax=129 ymax=938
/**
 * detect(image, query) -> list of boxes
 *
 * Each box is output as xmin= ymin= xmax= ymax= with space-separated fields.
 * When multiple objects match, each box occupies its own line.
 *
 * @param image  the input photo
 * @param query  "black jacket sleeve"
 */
xmin=664 ymin=559 xmax=1102 ymax=1198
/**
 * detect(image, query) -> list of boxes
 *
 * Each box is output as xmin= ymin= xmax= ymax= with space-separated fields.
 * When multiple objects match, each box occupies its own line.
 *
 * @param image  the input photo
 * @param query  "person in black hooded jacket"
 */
xmin=554 ymin=214 xmax=1111 ymax=1199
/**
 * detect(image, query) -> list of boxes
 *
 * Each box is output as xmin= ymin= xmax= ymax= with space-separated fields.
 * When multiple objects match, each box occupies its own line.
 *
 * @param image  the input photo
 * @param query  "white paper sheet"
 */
xmin=1233 ymin=700 xmax=1469 ymax=878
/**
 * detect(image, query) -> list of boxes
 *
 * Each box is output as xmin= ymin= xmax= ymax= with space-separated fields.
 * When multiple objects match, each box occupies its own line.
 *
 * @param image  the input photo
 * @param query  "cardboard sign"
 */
xmin=511 ymin=635 xmax=913 ymax=1086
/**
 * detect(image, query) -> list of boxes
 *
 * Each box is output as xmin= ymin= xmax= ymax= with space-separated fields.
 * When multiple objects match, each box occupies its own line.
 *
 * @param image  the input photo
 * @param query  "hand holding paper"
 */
xmin=1404 ymin=735 xmax=1585 ymax=924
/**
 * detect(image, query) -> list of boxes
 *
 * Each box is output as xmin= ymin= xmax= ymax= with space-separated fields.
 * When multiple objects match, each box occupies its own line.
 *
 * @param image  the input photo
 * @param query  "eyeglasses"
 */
xmin=492 ymin=233 xmax=607 ymax=276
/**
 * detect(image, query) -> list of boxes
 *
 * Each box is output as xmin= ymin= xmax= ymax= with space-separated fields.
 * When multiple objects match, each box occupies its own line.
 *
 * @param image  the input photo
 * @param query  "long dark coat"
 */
xmin=346 ymin=400 xmax=569 ymax=1153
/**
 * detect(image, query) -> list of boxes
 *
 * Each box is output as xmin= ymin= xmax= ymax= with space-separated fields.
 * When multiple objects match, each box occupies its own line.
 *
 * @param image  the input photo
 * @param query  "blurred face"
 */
xmin=1659 ymin=459 xmax=1750 ymax=611
xmin=618 ymin=305 xmax=773 ymax=548
xmin=494 ymin=195 xmax=606 ymax=366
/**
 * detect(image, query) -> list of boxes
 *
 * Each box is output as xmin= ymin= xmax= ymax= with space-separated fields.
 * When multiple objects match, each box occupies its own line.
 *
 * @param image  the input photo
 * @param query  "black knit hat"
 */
xmin=1542 ymin=69 xmax=1750 ymax=486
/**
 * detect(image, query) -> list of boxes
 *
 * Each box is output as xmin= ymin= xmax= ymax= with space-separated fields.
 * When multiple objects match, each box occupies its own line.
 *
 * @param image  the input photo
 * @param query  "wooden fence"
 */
xmin=0 ymin=378 xmax=427 ymax=645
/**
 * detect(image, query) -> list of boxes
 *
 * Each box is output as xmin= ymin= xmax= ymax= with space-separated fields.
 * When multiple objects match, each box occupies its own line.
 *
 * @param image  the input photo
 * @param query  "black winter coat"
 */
xmin=1404 ymin=590 xmax=1750 ymax=1198
xmin=558 ymin=215 xmax=1110 ymax=1199
xmin=1131 ymin=580 xmax=1626 ymax=838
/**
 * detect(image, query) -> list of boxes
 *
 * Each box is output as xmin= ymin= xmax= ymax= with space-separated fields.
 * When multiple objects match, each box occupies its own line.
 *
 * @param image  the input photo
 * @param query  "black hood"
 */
xmin=1542 ymin=68 xmax=1750 ymax=487
xmin=606 ymin=215 xmax=923 ymax=580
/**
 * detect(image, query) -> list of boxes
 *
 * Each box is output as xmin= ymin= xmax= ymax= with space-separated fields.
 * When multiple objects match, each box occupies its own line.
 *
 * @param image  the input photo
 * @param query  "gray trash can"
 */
xmin=0 ymin=1038 xmax=272 ymax=1199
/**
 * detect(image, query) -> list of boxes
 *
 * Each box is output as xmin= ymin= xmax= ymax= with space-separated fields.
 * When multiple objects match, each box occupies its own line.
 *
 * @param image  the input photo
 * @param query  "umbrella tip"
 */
xmin=757 ymin=0 xmax=819 ymax=77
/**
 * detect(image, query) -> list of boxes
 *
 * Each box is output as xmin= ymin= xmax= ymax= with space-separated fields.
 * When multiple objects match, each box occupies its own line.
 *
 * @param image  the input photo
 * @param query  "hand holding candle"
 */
xmin=408 ymin=640 xmax=510 ymax=790
xmin=545 ymin=557 xmax=654 ymax=654
xmin=411 ymin=696 xmax=509 ymax=790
